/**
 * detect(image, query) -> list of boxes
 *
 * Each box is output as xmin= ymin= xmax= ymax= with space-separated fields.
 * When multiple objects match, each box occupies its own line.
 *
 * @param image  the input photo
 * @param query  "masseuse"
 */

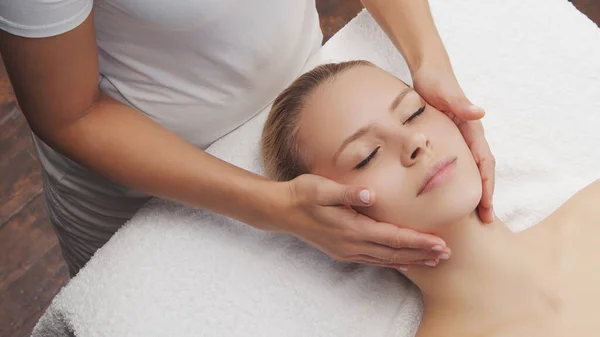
xmin=0 ymin=0 xmax=495 ymax=276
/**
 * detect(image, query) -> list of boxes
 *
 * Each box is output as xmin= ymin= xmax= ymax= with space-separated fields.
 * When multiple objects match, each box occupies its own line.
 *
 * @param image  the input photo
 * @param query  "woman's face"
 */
xmin=298 ymin=65 xmax=482 ymax=233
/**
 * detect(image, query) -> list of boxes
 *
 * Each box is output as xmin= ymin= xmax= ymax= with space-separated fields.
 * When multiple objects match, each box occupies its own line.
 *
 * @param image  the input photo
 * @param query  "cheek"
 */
xmin=425 ymin=115 xmax=465 ymax=147
xmin=429 ymin=118 xmax=481 ymax=185
xmin=426 ymin=116 xmax=478 ymax=171
xmin=422 ymin=115 xmax=483 ymax=224
xmin=352 ymin=163 xmax=422 ymax=227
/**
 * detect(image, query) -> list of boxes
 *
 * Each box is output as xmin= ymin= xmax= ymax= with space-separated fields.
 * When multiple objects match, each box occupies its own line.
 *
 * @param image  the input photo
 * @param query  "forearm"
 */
xmin=361 ymin=0 xmax=451 ymax=72
xmin=47 ymin=93 xmax=283 ymax=230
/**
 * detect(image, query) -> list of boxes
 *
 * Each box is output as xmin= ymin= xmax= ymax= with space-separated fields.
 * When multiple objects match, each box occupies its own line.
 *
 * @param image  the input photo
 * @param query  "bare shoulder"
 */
xmin=551 ymin=178 xmax=600 ymax=221
xmin=520 ymin=178 xmax=600 ymax=238
xmin=568 ymin=178 xmax=600 ymax=201
xmin=415 ymin=312 xmax=474 ymax=337
xmin=534 ymin=178 xmax=600 ymax=239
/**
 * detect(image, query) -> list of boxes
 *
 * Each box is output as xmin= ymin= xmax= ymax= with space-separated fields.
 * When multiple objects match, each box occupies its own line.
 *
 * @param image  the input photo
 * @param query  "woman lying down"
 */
xmin=260 ymin=60 xmax=599 ymax=337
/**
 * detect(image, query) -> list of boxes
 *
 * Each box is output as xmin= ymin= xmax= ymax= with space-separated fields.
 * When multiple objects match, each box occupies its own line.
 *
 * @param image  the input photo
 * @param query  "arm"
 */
xmin=0 ymin=13 xmax=280 ymax=230
xmin=0 ymin=11 xmax=448 ymax=268
xmin=360 ymin=0 xmax=449 ymax=73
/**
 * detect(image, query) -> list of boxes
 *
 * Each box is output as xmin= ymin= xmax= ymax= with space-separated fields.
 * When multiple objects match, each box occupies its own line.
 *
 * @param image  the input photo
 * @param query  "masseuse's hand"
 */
xmin=412 ymin=66 xmax=495 ymax=224
xmin=276 ymin=174 xmax=451 ymax=270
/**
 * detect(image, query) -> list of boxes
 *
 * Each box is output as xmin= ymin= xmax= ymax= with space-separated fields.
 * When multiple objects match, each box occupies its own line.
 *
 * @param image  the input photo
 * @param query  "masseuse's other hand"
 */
xmin=275 ymin=174 xmax=451 ymax=271
xmin=412 ymin=66 xmax=495 ymax=224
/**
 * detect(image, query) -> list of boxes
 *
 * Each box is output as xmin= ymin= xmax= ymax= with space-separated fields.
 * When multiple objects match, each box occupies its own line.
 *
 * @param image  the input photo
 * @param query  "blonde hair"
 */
xmin=260 ymin=60 xmax=374 ymax=181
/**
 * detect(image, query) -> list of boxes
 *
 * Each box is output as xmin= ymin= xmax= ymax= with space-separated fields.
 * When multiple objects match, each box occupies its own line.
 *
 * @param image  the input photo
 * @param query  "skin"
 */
xmin=298 ymin=64 xmax=600 ymax=336
xmin=0 ymin=0 xmax=492 ymax=270
xmin=301 ymin=66 xmax=482 ymax=234
xmin=362 ymin=0 xmax=495 ymax=224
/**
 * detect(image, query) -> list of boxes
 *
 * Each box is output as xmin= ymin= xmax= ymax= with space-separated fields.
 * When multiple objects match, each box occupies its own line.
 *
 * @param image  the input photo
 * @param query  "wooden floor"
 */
xmin=0 ymin=1 xmax=598 ymax=336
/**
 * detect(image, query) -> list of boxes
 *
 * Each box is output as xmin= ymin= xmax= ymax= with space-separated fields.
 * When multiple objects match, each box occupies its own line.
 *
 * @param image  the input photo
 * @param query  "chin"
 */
xmin=423 ymin=181 xmax=482 ymax=231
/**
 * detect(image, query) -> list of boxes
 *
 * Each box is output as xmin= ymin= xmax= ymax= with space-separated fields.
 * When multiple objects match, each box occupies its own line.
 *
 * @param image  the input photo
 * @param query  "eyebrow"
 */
xmin=332 ymin=88 xmax=413 ymax=163
xmin=389 ymin=87 xmax=413 ymax=112
xmin=332 ymin=124 xmax=375 ymax=164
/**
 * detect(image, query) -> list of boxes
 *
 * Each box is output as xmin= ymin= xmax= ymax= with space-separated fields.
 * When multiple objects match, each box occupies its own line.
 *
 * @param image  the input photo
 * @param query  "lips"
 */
xmin=417 ymin=156 xmax=458 ymax=196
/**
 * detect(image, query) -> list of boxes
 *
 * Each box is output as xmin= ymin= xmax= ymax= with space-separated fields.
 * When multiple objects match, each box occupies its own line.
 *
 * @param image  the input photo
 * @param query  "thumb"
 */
xmin=448 ymin=96 xmax=485 ymax=121
xmin=318 ymin=181 xmax=375 ymax=207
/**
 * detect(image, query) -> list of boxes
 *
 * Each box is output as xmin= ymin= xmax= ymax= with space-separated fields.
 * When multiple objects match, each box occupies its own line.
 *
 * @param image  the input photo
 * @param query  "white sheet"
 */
xmin=34 ymin=1 xmax=600 ymax=336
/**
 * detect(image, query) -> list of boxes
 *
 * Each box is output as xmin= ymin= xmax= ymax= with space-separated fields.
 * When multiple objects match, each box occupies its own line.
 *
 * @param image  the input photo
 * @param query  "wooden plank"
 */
xmin=0 ymin=244 xmax=69 ymax=337
xmin=316 ymin=0 xmax=363 ymax=43
xmin=0 ymin=56 xmax=15 ymax=105
xmin=0 ymin=53 xmax=43 ymax=227
xmin=571 ymin=0 xmax=600 ymax=27
xmin=0 ymin=145 xmax=43 ymax=227
xmin=0 ymin=100 xmax=29 ymax=161
xmin=0 ymin=194 xmax=60 ymax=291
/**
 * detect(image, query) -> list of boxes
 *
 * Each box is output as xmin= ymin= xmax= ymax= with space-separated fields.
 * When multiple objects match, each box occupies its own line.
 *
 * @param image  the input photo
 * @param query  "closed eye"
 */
xmin=354 ymin=146 xmax=380 ymax=170
xmin=403 ymin=105 xmax=426 ymax=125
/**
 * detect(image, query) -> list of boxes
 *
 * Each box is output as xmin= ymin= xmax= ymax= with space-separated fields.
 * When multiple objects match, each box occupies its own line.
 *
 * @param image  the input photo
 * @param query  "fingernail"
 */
xmin=397 ymin=267 xmax=409 ymax=272
xmin=438 ymin=253 xmax=450 ymax=260
xmin=431 ymin=245 xmax=444 ymax=252
xmin=424 ymin=260 xmax=437 ymax=267
xmin=469 ymin=104 xmax=484 ymax=114
xmin=359 ymin=190 xmax=370 ymax=204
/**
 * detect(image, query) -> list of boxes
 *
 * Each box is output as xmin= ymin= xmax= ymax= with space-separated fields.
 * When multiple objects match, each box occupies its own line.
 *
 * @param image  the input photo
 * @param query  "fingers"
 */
xmin=364 ymin=221 xmax=448 ymax=251
xmin=457 ymin=120 xmax=496 ymax=224
xmin=478 ymin=204 xmax=494 ymax=224
xmin=478 ymin=155 xmax=496 ymax=209
xmin=353 ymin=258 xmax=411 ymax=272
xmin=354 ymin=255 xmax=444 ymax=272
xmin=478 ymin=153 xmax=495 ymax=224
xmin=312 ymin=177 xmax=375 ymax=207
xmin=474 ymin=131 xmax=496 ymax=224
xmin=361 ymin=243 xmax=449 ymax=265
xmin=432 ymin=82 xmax=485 ymax=122
xmin=445 ymin=81 xmax=485 ymax=120
xmin=457 ymin=119 xmax=484 ymax=148
xmin=453 ymin=102 xmax=486 ymax=121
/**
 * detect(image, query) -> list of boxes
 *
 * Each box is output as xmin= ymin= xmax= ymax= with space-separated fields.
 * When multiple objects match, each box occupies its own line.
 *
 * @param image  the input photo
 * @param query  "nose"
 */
xmin=400 ymin=131 xmax=430 ymax=167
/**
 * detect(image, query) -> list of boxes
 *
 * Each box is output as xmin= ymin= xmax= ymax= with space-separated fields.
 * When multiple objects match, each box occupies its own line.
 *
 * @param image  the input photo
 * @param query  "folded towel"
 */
xmin=33 ymin=1 xmax=600 ymax=336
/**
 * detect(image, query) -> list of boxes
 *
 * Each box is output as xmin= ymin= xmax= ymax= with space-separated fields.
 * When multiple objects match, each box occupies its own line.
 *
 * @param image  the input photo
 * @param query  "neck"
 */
xmin=406 ymin=212 xmax=538 ymax=314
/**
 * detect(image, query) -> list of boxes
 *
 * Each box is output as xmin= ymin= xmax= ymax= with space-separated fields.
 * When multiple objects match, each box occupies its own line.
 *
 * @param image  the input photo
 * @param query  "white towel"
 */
xmin=34 ymin=1 xmax=600 ymax=336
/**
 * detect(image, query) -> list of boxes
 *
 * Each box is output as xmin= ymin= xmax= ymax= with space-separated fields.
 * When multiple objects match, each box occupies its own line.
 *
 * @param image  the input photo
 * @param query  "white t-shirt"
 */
xmin=1 ymin=0 xmax=321 ymax=149
xmin=0 ymin=0 xmax=322 ymax=221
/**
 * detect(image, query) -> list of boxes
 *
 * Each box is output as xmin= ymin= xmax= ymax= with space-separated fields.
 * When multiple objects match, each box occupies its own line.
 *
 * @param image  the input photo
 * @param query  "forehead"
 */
xmin=297 ymin=66 xmax=409 ymax=172
xmin=311 ymin=65 xmax=407 ymax=113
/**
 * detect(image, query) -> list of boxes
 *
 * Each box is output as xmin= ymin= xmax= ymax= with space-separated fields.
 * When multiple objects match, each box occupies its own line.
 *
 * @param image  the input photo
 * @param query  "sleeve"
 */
xmin=0 ymin=0 xmax=93 ymax=38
